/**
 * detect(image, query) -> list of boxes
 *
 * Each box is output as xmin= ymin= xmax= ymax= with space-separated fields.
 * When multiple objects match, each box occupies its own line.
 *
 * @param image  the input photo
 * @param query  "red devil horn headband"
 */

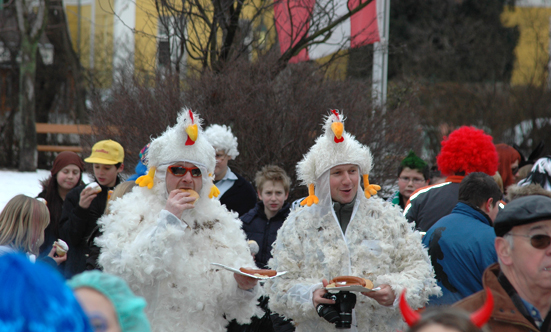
xmin=399 ymin=289 xmax=421 ymax=326
xmin=399 ymin=288 xmax=493 ymax=328
xmin=470 ymin=288 xmax=494 ymax=327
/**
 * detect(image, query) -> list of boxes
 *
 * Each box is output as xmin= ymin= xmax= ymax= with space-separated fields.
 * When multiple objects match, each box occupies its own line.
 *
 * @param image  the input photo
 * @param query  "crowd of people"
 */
xmin=1 ymin=108 xmax=551 ymax=332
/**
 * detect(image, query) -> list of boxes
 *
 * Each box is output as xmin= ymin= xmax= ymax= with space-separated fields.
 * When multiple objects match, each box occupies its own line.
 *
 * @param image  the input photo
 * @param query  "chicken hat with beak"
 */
xmin=297 ymin=110 xmax=381 ymax=206
xmin=135 ymin=108 xmax=220 ymax=200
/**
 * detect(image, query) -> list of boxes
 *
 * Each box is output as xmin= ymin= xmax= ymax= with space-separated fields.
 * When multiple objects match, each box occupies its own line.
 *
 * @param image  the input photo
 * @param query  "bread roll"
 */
xmin=180 ymin=189 xmax=199 ymax=204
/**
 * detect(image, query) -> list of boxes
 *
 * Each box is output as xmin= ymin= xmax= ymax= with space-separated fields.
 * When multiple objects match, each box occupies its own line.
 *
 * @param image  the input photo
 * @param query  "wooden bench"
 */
xmin=35 ymin=123 xmax=93 ymax=153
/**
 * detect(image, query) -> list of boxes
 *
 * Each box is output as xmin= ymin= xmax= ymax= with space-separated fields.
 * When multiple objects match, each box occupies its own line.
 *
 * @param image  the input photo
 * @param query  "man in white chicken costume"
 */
xmin=96 ymin=109 xmax=262 ymax=332
xmin=265 ymin=110 xmax=440 ymax=332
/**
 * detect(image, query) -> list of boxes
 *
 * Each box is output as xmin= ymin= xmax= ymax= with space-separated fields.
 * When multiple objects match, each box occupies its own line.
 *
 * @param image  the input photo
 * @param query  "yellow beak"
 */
xmin=331 ymin=122 xmax=343 ymax=140
xmin=186 ymin=124 xmax=198 ymax=142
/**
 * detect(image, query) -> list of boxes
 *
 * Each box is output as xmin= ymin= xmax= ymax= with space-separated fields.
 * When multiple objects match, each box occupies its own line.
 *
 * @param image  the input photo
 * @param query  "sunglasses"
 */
xmin=167 ymin=165 xmax=202 ymax=178
xmin=508 ymin=233 xmax=551 ymax=250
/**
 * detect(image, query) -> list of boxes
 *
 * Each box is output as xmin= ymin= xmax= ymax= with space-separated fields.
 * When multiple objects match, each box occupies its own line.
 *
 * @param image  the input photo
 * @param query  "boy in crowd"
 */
xmin=423 ymin=172 xmax=502 ymax=306
xmin=242 ymin=165 xmax=291 ymax=269
xmin=387 ymin=151 xmax=429 ymax=210
xmin=59 ymin=139 xmax=124 ymax=278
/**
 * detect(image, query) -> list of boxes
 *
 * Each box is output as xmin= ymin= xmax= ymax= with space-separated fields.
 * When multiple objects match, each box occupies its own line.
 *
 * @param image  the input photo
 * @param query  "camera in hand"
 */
xmin=316 ymin=291 xmax=356 ymax=329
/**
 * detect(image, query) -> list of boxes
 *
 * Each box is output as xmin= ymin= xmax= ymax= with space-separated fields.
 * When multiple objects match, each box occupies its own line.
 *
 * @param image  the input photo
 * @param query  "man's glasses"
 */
xmin=507 ymin=233 xmax=551 ymax=250
xmin=398 ymin=177 xmax=425 ymax=184
xmin=167 ymin=165 xmax=202 ymax=178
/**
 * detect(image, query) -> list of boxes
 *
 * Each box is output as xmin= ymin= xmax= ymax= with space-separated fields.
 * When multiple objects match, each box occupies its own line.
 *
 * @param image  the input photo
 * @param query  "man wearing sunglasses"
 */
xmin=455 ymin=195 xmax=551 ymax=332
xmin=96 ymin=110 xmax=262 ymax=332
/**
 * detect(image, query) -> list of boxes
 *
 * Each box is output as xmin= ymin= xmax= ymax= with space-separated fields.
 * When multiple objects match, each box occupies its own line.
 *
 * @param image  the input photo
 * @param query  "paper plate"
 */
xmin=211 ymin=263 xmax=287 ymax=280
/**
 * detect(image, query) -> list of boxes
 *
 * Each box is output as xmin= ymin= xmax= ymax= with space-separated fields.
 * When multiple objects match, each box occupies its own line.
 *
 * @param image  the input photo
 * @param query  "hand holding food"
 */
xmin=85 ymin=182 xmax=102 ymax=193
xmin=53 ymin=239 xmax=69 ymax=257
xmin=80 ymin=182 xmax=101 ymax=209
xmin=180 ymin=189 xmax=199 ymax=204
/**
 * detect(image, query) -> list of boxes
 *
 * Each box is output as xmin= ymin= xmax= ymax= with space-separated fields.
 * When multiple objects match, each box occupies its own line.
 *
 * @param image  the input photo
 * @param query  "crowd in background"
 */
xmin=1 ymin=109 xmax=551 ymax=332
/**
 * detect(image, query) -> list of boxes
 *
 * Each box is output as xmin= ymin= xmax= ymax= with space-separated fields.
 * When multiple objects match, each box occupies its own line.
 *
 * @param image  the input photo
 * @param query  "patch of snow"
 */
xmin=0 ymin=169 xmax=91 ymax=212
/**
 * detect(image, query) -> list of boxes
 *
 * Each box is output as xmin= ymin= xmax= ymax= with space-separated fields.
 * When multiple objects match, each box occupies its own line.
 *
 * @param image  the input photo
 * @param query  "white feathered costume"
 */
xmin=96 ymin=109 xmax=262 ymax=332
xmin=265 ymin=110 xmax=440 ymax=332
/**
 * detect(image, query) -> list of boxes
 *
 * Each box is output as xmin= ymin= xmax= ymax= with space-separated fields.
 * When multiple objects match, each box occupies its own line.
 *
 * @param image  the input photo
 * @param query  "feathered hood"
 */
xmin=136 ymin=109 xmax=219 ymax=200
xmin=297 ymin=110 xmax=372 ymax=185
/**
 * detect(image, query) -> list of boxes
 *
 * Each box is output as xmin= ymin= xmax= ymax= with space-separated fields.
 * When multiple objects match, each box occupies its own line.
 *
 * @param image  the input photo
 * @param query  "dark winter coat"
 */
xmin=241 ymin=201 xmax=291 ymax=269
xmin=58 ymin=179 xmax=119 ymax=278
xmin=404 ymin=175 xmax=464 ymax=231
xmin=220 ymin=172 xmax=257 ymax=217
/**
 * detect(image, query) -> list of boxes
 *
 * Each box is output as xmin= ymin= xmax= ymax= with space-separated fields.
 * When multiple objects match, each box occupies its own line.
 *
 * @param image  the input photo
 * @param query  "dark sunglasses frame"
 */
xmin=508 ymin=233 xmax=551 ymax=250
xmin=167 ymin=165 xmax=202 ymax=178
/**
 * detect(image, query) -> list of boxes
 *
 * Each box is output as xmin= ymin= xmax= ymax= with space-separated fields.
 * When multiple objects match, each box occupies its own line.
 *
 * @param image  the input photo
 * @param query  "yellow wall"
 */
xmin=134 ymin=0 xmax=159 ymax=74
xmin=92 ymin=0 xmax=115 ymax=86
xmin=66 ymin=3 xmax=92 ymax=68
xmin=64 ymin=0 xmax=346 ymax=83
xmin=502 ymin=6 xmax=551 ymax=86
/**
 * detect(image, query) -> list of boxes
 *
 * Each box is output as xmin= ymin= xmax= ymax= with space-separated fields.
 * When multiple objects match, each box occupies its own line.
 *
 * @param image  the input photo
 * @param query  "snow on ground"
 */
xmin=0 ymin=169 xmax=91 ymax=211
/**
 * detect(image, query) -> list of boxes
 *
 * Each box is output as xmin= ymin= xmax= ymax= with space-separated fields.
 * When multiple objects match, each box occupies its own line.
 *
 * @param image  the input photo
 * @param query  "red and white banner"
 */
xmin=275 ymin=0 xmax=380 ymax=63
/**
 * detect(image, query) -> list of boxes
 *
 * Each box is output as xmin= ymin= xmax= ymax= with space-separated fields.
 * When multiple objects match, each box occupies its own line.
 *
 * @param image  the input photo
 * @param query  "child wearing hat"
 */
xmin=58 ymin=139 xmax=125 ymax=278
xmin=37 ymin=151 xmax=85 ymax=260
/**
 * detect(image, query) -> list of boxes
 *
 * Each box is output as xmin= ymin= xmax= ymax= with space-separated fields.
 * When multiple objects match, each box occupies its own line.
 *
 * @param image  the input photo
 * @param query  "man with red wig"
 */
xmin=404 ymin=126 xmax=498 ymax=231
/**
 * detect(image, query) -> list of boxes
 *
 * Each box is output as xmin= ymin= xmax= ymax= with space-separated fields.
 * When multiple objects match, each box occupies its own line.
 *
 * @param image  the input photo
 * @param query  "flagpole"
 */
xmin=372 ymin=0 xmax=389 ymax=110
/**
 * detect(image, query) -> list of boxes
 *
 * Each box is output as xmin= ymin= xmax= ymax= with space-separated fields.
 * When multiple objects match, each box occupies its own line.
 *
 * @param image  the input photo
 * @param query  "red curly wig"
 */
xmin=437 ymin=126 xmax=498 ymax=176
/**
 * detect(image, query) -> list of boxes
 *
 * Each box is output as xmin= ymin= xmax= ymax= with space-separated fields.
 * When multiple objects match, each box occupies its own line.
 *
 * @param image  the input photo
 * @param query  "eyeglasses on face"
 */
xmin=398 ymin=176 xmax=425 ymax=184
xmin=507 ymin=233 xmax=551 ymax=250
xmin=215 ymin=152 xmax=227 ymax=160
xmin=167 ymin=165 xmax=202 ymax=178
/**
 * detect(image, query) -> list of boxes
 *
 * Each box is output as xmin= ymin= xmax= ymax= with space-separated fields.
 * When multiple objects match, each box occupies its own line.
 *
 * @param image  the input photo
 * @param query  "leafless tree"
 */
xmin=110 ymin=0 xmax=378 ymax=75
xmin=88 ymin=54 xmax=424 ymax=198
xmin=15 ymin=0 xmax=48 ymax=171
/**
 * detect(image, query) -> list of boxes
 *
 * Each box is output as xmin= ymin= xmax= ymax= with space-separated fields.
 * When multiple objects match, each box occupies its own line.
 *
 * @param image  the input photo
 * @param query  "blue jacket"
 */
xmin=241 ymin=201 xmax=290 ymax=269
xmin=422 ymin=201 xmax=497 ymax=306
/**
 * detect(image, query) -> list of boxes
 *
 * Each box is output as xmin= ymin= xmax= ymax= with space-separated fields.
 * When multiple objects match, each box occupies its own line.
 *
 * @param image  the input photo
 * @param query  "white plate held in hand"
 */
xmin=211 ymin=263 xmax=287 ymax=280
